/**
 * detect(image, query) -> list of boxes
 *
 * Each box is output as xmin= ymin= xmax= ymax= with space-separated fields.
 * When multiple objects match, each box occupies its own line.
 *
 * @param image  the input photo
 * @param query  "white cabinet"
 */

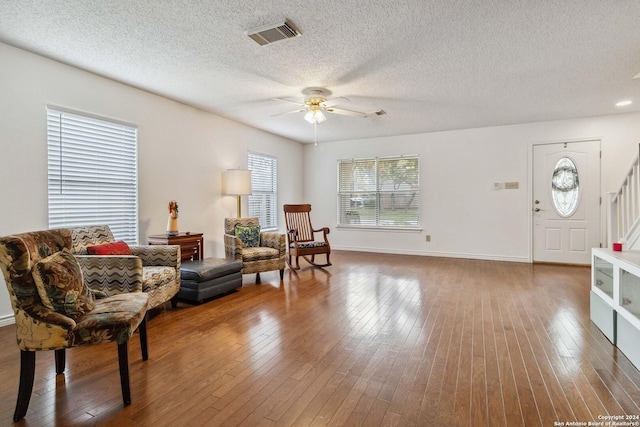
xmin=593 ymin=255 xmax=614 ymax=300
xmin=591 ymin=249 xmax=640 ymax=370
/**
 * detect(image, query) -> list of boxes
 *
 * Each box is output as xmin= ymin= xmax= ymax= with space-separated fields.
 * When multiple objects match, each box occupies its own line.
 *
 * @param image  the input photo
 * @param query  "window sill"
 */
xmin=336 ymin=225 xmax=423 ymax=232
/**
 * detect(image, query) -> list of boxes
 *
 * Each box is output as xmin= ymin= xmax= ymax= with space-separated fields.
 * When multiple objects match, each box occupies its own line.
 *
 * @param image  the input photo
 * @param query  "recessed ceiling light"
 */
xmin=616 ymin=100 xmax=633 ymax=107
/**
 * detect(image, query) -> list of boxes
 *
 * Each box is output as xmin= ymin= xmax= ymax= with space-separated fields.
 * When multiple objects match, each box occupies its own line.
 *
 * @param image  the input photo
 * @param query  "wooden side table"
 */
xmin=148 ymin=232 xmax=204 ymax=262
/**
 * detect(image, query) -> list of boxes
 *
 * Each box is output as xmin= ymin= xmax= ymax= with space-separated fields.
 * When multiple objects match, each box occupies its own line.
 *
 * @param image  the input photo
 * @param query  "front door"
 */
xmin=532 ymin=140 xmax=601 ymax=264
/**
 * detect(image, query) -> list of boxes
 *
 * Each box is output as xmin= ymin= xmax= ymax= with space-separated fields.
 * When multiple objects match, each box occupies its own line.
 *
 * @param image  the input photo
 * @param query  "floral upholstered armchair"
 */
xmin=224 ymin=217 xmax=286 ymax=283
xmin=0 ymin=228 xmax=149 ymax=421
xmin=69 ymin=225 xmax=181 ymax=309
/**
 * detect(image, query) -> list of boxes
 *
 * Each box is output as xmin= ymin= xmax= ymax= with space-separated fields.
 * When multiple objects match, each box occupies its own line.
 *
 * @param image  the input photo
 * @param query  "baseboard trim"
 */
xmin=0 ymin=314 xmax=15 ymax=328
xmin=332 ymin=246 xmax=530 ymax=263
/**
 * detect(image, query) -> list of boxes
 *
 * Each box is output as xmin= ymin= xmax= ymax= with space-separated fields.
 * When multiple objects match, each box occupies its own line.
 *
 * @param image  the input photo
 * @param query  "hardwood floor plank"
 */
xmin=0 ymin=252 xmax=639 ymax=426
xmin=497 ymin=287 xmax=536 ymax=426
xmin=470 ymin=289 xmax=489 ymax=426
xmin=452 ymin=288 xmax=474 ymax=427
xmin=482 ymin=290 xmax=507 ymax=427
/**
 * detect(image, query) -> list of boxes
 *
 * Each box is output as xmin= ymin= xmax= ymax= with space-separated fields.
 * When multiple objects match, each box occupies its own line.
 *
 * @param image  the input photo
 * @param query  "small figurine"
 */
xmin=166 ymin=200 xmax=179 ymax=236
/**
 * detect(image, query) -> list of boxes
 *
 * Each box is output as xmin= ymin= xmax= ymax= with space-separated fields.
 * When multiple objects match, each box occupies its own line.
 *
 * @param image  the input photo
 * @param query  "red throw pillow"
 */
xmin=86 ymin=240 xmax=132 ymax=255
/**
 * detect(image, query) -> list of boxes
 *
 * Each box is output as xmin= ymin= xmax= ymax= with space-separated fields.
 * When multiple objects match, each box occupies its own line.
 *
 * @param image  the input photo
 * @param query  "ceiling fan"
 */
xmin=272 ymin=87 xmax=385 ymax=124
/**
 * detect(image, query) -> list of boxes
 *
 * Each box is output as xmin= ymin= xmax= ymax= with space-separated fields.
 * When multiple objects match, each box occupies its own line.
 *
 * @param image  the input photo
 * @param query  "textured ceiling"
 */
xmin=1 ymin=1 xmax=640 ymax=144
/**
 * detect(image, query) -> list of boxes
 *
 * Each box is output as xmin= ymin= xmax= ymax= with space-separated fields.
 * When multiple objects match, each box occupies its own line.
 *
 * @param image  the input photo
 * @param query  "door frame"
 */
xmin=529 ymin=138 xmax=603 ymax=263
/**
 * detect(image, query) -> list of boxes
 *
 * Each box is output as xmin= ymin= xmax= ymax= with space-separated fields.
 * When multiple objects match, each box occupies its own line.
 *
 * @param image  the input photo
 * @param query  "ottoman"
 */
xmin=179 ymin=258 xmax=243 ymax=304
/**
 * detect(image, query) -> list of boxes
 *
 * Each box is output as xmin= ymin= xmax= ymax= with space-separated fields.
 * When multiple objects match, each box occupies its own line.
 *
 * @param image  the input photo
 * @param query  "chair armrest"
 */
xmin=130 ymin=245 xmax=181 ymax=269
xmin=312 ymin=226 xmax=330 ymax=235
xmin=14 ymin=303 xmax=76 ymax=350
xmin=22 ymin=303 xmax=76 ymax=331
xmin=224 ymin=233 xmax=243 ymax=261
xmin=89 ymin=289 xmax=109 ymax=299
xmin=287 ymin=228 xmax=298 ymax=243
xmin=312 ymin=227 xmax=331 ymax=244
xmin=74 ymin=255 xmax=143 ymax=295
xmin=260 ymin=232 xmax=286 ymax=254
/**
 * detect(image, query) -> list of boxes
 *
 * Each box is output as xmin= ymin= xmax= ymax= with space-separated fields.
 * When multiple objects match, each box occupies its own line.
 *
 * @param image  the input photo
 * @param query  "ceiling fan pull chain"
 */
xmin=314 ymin=121 xmax=317 ymax=146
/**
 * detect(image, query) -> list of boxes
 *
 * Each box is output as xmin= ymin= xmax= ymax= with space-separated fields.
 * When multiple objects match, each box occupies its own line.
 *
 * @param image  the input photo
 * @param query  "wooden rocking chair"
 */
xmin=283 ymin=204 xmax=331 ymax=270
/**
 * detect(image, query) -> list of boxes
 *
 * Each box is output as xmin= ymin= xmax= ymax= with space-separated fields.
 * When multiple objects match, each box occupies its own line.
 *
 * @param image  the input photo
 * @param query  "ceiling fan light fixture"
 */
xmin=304 ymin=109 xmax=326 ymax=124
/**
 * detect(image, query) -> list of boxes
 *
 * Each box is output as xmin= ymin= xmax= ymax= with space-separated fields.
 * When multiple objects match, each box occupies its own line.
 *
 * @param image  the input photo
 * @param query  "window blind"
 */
xmin=248 ymin=152 xmax=278 ymax=229
xmin=337 ymin=155 xmax=420 ymax=229
xmin=47 ymin=108 xmax=139 ymax=243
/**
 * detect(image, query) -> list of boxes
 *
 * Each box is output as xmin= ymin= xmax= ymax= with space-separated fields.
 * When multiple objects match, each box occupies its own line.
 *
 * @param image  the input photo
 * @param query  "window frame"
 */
xmin=248 ymin=151 xmax=278 ymax=230
xmin=47 ymin=106 xmax=139 ymax=243
xmin=337 ymin=155 xmax=421 ymax=231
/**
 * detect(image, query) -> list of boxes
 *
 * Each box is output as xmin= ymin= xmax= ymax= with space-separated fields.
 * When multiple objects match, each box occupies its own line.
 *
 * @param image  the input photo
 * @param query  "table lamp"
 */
xmin=222 ymin=169 xmax=252 ymax=218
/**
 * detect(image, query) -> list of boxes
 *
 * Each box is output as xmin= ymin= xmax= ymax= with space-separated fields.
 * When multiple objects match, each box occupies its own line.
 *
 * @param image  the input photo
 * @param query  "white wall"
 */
xmin=0 ymin=42 xmax=303 ymax=325
xmin=3 ymin=41 xmax=640 ymax=326
xmin=305 ymin=113 xmax=640 ymax=261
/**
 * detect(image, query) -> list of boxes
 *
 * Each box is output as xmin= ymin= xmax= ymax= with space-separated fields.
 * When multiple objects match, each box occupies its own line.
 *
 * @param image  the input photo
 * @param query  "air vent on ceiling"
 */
xmin=246 ymin=19 xmax=301 ymax=46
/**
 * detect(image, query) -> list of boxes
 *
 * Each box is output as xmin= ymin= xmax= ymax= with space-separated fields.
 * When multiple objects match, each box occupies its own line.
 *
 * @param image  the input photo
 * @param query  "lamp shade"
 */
xmin=222 ymin=169 xmax=252 ymax=195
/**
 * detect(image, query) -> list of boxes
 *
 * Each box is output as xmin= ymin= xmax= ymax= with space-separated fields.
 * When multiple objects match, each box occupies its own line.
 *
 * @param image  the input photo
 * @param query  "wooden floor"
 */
xmin=1 ymin=251 xmax=640 ymax=426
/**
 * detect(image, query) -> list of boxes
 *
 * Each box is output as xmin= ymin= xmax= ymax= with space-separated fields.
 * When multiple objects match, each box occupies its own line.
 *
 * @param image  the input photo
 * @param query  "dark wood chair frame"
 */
xmin=283 ymin=204 xmax=332 ymax=270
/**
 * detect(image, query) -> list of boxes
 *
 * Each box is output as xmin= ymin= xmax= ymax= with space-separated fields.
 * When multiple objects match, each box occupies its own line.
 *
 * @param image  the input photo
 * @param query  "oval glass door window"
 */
xmin=551 ymin=156 xmax=580 ymax=217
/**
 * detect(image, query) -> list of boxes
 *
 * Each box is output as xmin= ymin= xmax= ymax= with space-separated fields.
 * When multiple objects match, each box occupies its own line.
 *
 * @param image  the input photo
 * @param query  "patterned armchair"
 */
xmin=69 ymin=225 xmax=181 ymax=309
xmin=224 ymin=217 xmax=286 ymax=283
xmin=0 ymin=228 xmax=149 ymax=421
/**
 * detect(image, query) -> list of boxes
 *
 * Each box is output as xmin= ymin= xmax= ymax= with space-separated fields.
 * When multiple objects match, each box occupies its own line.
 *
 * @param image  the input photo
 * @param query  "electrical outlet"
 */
xmin=425 ymin=235 xmax=431 ymax=242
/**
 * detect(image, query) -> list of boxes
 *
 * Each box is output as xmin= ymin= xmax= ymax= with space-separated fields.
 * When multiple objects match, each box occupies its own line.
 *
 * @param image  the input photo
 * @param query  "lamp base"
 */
xmin=236 ymin=194 xmax=242 ymax=218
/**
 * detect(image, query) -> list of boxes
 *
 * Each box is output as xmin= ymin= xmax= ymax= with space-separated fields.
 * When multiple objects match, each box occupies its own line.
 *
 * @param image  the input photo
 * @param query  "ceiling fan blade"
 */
xmin=273 ymin=97 xmax=306 ymax=107
xmin=326 ymin=107 xmax=368 ymax=117
xmin=270 ymin=108 xmax=306 ymax=117
xmin=322 ymin=96 xmax=351 ymax=108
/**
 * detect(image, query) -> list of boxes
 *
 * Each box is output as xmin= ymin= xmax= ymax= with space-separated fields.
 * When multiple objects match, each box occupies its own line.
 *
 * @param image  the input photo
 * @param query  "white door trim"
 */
xmin=528 ymin=137 xmax=603 ymax=263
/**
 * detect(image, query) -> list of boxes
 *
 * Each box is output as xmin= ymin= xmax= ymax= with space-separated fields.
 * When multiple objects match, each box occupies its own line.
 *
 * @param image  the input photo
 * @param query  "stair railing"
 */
xmin=608 ymin=144 xmax=640 ymax=248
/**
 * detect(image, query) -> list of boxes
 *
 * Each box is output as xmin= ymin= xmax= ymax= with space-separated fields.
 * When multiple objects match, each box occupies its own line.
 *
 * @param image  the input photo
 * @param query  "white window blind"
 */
xmin=47 ymin=107 xmax=139 ymax=243
xmin=248 ymin=152 xmax=278 ymax=229
xmin=337 ymin=155 xmax=420 ymax=229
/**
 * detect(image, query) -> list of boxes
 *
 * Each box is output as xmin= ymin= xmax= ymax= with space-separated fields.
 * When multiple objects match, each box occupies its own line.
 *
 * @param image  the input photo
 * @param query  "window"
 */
xmin=248 ymin=152 xmax=278 ymax=229
xmin=47 ymin=107 xmax=139 ymax=243
xmin=338 ymin=155 xmax=420 ymax=229
xmin=551 ymin=156 xmax=580 ymax=217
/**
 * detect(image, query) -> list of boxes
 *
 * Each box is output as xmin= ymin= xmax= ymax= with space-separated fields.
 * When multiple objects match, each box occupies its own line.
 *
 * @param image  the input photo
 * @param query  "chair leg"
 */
xmin=170 ymin=294 xmax=178 ymax=308
xmin=118 ymin=341 xmax=131 ymax=405
xmin=279 ymin=269 xmax=284 ymax=280
xmin=286 ymin=252 xmax=302 ymax=270
xmin=139 ymin=316 xmax=148 ymax=361
xmin=256 ymin=272 xmax=261 ymax=284
xmin=55 ymin=349 xmax=65 ymax=374
xmin=14 ymin=350 xmax=36 ymax=422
